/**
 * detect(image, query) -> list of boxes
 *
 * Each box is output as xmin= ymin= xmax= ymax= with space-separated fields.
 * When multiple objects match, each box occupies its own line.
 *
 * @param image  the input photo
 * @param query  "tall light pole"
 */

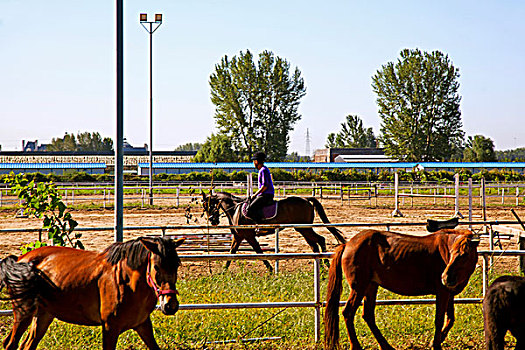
xmin=115 ymin=0 xmax=124 ymax=242
xmin=140 ymin=13 xmax=162 ymax=206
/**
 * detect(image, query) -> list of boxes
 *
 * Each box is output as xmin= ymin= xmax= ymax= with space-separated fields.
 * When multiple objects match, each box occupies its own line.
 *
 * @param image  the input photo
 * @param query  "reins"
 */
xmin=146 ymin=253 xmax=178 ymax=298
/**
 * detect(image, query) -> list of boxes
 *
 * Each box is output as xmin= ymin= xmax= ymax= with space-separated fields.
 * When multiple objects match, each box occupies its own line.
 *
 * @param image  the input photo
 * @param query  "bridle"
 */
xmin=146 ymin=253 xmax=178 ymax=298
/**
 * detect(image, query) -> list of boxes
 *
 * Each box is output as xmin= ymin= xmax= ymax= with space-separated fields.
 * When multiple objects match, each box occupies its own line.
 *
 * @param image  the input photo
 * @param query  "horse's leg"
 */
xmin=3 ymin=310 xmax=33 ymax=350
xmin=362 ymin=283 xmax=395 ymax=350
xmin=225 ymin=234 xmax=243 ymax=270
xmin=432 ymin=292 xmax=451 ymax=350
xmin=342 ymin=287 xmax=365 ymax=350
xmin=102 ymin=326 xmax=120 ymax=350
xmin=440 ymin=297 xmax=455 ymax=342
xmin=295 ymin=228 xmax=326 ymax=252
xmin=19 ymin=312 xmax=54 ymax=350
xmin=295 ymin=228 xmax=330 ymax=267
xmin=134 ymin=316 xmax=161 ymax=350
xmin=244 ymin=234 xmax=273 ymax=272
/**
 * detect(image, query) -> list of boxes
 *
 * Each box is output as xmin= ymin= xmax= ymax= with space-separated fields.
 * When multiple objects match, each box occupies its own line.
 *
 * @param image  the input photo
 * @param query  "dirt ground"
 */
xmin=1 ymin=197 xmax=524 ymax=262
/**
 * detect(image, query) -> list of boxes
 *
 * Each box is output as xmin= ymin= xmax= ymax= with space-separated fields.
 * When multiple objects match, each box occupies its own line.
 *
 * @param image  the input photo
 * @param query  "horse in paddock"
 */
xmin=483 ymin=275 xmax=525 ymax=350
xmin=0 ymin=237 xmax=185 ymax=350
xmin=201 ymin=191 xmax=346 ymax=271
xmin=324 ymin=228 xmax=479 ymax=350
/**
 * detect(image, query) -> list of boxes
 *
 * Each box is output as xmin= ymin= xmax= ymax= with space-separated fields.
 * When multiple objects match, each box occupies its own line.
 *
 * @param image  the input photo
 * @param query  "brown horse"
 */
xmin=324 ymin=229 xmax=479 ymax=350
xmin=483 ymin=275 xmax=525 ymax=350
xmin=202 ymin=191 xmax=346 ymax=271
xmin=0 ymin=237 xmax=184 ymax=350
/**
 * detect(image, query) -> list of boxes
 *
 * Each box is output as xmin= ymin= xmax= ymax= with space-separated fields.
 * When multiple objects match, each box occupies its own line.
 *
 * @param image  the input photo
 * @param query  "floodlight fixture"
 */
xmin=155 ymin=14 xmax=162 ymax=23
xmin=140 ymin=13 xmax=148 ymax=22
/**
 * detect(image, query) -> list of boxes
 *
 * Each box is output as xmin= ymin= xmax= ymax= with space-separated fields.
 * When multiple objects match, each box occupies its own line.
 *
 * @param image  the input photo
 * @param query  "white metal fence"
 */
xmin=1 ymin=220 xmax=525 ymax=342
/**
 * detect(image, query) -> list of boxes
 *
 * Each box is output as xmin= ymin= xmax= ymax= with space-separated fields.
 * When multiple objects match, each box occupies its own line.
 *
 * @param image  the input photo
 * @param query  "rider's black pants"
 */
xmin=247 ymin=194 xmax=274 ymax=222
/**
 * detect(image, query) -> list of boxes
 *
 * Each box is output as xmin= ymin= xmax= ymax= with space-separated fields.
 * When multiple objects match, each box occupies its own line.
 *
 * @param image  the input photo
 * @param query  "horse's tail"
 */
xmin=324 ymin=243 xmax=346 ymax=350
xmin=307 ymin=197 xmax=346 ymax=244
xmin=0 ymin=255 xmax=45 ymax=315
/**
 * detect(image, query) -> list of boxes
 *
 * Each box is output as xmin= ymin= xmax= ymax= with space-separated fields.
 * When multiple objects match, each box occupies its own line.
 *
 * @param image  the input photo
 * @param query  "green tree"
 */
xmin=463 ymin=135 xmax=496 ymax=162
xmin=174 ymin=142 xmax=202 ymax=151
xmin=325 ymin=115 xmax=377 ymax=148
xmin=209 ymin=49 xmax=306 ymax=161
xmin=4 ymin=173 xmax=83 ymax=253
xmin=76 ymin=132 xmax=113 ymax=151
xmin=48 ymin=133 xmax=77 ymax=151
xmin=372 ymin=48 xmax=464 ymax=161
xmin=193 ymin=134 xmax=238 ymax=163
xmin=496 ymin=147 xmax=525 ymax=162
xmin=48 ymin=132 xmax=113 ymax=152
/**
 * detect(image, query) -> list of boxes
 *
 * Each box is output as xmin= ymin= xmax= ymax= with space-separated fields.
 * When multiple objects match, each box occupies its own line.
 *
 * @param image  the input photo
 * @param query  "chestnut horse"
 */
xmin=483 ymin=275 xmax=525 ymax=350
xmin=202 ymin=191 xmax=346 ymax=271
xmin=0 ymin=237 xmax=184 ymax=350
xmin=324 ymin=229 xmax=479 ymax=350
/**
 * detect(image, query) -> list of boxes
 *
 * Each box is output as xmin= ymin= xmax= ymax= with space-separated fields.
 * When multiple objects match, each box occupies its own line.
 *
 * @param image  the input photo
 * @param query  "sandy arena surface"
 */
xmin=1 ymin=197 xmax=524 ymax=261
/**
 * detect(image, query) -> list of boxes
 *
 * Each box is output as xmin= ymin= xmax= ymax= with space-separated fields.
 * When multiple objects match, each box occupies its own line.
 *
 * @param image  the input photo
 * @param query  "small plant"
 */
xmin=4 ymin=172 xmax=83 ymax=253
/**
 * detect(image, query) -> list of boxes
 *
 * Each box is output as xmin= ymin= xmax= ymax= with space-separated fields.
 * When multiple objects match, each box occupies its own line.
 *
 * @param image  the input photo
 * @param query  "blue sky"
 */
xmin=1 ymin=0 xmax=523 ymax=154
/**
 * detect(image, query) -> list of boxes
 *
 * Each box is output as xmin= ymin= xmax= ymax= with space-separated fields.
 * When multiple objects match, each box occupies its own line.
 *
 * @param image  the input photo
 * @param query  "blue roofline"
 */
xmin=0 ymin=163 xmax=106 ymax=169
xmin=137 ymin=162 xmax=525 ymax=169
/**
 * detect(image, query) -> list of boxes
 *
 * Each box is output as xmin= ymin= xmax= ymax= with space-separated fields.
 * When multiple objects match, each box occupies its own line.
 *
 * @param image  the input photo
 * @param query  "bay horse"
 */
xmin=483 ymin=275 xmax=525 ymax=350
xmin=324 ymin=228 xmax=479 ymax=350
xmin=0 ymin=237 xmax=185 ymax=350
xmin=202 ymin=191 xmax=346 ymax=271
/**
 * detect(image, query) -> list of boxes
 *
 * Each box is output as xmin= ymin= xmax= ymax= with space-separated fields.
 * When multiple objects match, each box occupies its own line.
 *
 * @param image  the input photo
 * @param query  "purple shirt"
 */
xmin=257 ymin=165 xmax=274 ymax=196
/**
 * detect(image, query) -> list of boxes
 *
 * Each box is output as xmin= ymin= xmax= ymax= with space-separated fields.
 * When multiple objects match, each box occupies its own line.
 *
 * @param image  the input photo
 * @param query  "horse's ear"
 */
xmin=471 ymin=234 xmax=481 ymax=248
xmin=139 ymin=238 xmax=161 ymax=255
xmin=174 ymin=238 xmax=185 ymax=248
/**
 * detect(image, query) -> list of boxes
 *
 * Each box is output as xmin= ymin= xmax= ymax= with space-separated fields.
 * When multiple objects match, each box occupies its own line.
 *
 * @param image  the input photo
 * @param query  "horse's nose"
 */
xmin=160 ymin=297 xmax=179 ymax=315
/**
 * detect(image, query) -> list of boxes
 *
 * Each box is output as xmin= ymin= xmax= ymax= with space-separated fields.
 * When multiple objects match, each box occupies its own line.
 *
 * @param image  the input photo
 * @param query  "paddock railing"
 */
xmin=0 ymin=250 xmax=522 ymax=343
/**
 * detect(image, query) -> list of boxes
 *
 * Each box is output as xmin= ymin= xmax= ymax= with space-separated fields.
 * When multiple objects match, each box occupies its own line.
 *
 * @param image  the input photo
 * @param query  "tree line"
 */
xmin=180 ymin=47 xmax=508 ymax=163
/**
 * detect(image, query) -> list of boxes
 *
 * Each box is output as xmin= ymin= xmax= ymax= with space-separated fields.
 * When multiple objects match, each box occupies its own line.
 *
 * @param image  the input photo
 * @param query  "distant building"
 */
xmin=122 ymin=138 xmax=148 ymax=153
xmin=313 ymin=148 xmax=391 ymax=163
xmin=22 ymin=140 xmax=47 ymax=152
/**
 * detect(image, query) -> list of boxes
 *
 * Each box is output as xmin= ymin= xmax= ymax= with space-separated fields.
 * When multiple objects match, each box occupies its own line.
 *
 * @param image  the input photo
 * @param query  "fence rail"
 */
xmin=1 ymin=248 xmax=524 ymax=342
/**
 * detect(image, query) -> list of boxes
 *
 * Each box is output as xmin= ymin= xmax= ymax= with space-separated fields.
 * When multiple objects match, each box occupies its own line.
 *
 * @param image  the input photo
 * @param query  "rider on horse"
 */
xmin=246 ymin=151 xmax=274 ymax=223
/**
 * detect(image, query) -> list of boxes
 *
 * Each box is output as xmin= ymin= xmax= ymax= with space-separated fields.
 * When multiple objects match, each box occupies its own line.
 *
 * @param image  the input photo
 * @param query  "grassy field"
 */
xmin=0 ymin=262 xmax=520 ymax=349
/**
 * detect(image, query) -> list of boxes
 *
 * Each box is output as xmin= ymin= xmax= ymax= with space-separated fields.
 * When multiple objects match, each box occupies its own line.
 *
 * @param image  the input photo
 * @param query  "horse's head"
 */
xmin=441 ymin=230 xmax=479 ymax=291
xmin=201 ymin=191 xmax=221 ymax=226
xmin=140 ymin=237 xmax=185 ymax=315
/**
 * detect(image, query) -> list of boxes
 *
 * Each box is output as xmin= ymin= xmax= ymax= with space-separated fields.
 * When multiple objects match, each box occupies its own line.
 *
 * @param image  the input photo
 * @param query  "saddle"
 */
xmin=426 ymin=217 xmax=459 ymax=232
xmin=241 ymin=201 xmax=278 ymax=221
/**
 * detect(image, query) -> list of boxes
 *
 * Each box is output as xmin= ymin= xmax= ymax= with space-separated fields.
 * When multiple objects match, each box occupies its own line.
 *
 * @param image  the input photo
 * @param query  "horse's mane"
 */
xmin=215 ymin=191 xmax=244 ymax=203
xmin=450 ymin=231 xmax=474 ymax=254
xmin=103 ymin=237 xmax=181 ymax=270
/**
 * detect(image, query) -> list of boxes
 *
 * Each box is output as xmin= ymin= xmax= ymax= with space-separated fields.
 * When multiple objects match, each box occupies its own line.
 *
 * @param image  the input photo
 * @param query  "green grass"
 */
xmin=0 ymin=265 xmax=521 ymax=349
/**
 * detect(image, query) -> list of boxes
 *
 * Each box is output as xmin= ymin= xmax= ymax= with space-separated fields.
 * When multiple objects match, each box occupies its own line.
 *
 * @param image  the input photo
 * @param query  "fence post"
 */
xmin=501 ymin=187 xmax=505 ymax=205
xmin=482 ymin=254 xmax=489 ymax=297
xmin=516 ymin=186 xmax=520 ymax=207
xmin=481 ymin=177 xmax=487 ymax=226
xmin=468 ymin=178 xmax=473 ymax=230
xmin=314 ymin=256 xmax=321 ymax=343
xmin=391 ymin=172 xmax=403 ymax=217
xmin=454 ymin=173 xmax=463 ymax=218
xmin=520 ymin=236 xmax=525 ymax=275
xmin=0 ymin=190 xmax=2 ymax=207
xmin=274 ymin=228 xmax=280 ymax=274
xmin=176 ymin=187 xmax=180 ymax=207
xmin=141 ymin=189 xmax=145 ymax=208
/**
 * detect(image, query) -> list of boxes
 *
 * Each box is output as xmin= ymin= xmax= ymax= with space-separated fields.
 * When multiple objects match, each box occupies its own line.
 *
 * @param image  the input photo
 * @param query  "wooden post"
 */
xmin=392 ymin=172 xmax=403 ymax=217
xmin=454 ymin=173 xmax=463 ymax=218
xmin=516 ymin=186 xmax=520 ymax=207
xmin=468 ymin=178 xmax=473 ymax=230
xmin=481 ymin=177 xmax=487 ymax=224
xmin=176 ymin=187 xmax=180 ymax=207
xmin=519 ymin=235 xmax=525 ymax=275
